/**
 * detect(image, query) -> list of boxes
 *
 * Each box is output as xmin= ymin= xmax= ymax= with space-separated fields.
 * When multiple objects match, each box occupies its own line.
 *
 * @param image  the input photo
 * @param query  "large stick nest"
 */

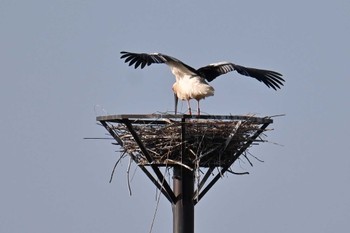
xmin=111 ymin=118 xmax=269 ymax=167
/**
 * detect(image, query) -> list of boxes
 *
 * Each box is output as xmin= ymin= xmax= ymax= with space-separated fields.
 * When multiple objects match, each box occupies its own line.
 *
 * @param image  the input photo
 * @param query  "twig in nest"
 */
xmin=109 ymin=151 xmax=126 ymax=183
xmin=127 ymin=157 xmax=133 ymax=196
xmin=217 ymin=166 xmax=225 ymax=178
xmin=195 ymin=145 xmax=221 ymax=162
xmin=130 ymin=164 xmax=138 ymax=182
xmin=148 ymin=166 xmax=169 ymax=233
xmin=227 ymin=169 xmax=250 ymax=175
xmin=164 ymin=159 xmax=193 ymax=171
xmin=195 ymin=127 xmax=208 ymax=160
xmin=223 ymin=120 xmax=242 ymax=151
xmin=247 ymin=151 xmax=264 ymax=163
xmin=188 ymin=148 xmax=196 ymax=157
xmin=243 ymin=153 xmax=253 ymax=167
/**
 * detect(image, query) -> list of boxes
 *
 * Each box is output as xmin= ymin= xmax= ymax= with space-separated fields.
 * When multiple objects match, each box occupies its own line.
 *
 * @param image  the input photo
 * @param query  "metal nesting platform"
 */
xmin=97 ymin=114 xmax=272 ymax=203
xmin=97 ymin=114 xmax=273 ymax=233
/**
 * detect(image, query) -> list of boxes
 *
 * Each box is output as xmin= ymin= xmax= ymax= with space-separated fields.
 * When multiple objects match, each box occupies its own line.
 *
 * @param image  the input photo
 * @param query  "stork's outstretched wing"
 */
xmin=120 ymin=51 xmax=197 ymax=73
xmin=197 ymin=62 xmax=284 ymax=90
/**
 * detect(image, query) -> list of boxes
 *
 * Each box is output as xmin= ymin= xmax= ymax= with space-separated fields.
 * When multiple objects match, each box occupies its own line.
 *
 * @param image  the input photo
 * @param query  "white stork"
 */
xmin=120 ymin=51 xmax=284 ymax=115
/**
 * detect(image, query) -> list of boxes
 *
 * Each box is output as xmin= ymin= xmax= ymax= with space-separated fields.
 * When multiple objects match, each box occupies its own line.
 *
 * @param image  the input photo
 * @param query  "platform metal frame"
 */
xmin=97 ymin=114 xmax=273 ymax=233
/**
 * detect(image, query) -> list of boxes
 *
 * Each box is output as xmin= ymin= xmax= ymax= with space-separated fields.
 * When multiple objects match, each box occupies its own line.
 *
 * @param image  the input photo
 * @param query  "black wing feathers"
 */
xmin=197 ymin=64 xmax=235 ymax=82
xmin=232 ymin=65 xmax=284 ymax=90
xmin=120 ymin=51 xmax=285 ymax=90
xmin=120 ymin=51 xmax=198 ymax=74
xmin=120 ymin=51 xmax=165 ymax=69
xmin=198 ymin=63 xmax=284 ymax=90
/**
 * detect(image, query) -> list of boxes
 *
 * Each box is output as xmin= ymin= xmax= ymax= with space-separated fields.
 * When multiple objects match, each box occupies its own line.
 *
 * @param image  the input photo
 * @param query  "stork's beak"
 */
xmin=174 ymin=93 xmax=178 ymax=115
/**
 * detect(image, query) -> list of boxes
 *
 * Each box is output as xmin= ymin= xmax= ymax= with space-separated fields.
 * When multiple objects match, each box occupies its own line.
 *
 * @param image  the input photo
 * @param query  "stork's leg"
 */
xmin=197 ymin=99 xmax=200 ymax=116
xmin=174 ymin=93 xmax=179 ymax=115
xmin=187 ymin=99 xmax=192 ymax=115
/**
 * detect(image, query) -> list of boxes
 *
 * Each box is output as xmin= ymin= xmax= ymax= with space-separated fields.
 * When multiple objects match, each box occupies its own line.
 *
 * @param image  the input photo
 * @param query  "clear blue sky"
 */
xmin=1 ymin=0 xmax=349 ymax=232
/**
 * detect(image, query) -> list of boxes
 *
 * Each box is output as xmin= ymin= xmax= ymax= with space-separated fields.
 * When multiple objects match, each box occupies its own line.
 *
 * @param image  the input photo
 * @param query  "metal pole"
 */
xmin=172 ymin=165 xmax=194 ymax=233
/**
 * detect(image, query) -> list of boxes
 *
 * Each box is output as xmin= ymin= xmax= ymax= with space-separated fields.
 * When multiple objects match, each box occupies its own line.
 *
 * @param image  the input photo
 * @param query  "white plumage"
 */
xmin=120 ymin=51 xmax=284 ymax=115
